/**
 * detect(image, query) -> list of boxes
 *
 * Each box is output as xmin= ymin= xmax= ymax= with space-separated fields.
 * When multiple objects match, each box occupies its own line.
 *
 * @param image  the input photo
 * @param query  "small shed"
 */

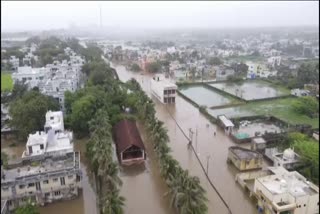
xmin=113 ymin=119 xmax=146 ymax=166
xmin=218 ymin=115 xmax=234 ymax=135
xmin=251 ymin=137 xmax=266 ymax=152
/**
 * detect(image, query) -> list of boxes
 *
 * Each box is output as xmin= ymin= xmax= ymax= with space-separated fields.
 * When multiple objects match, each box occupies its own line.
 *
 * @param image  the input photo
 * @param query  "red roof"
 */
xmin=113 ymin=119 xmax=145 ymax=153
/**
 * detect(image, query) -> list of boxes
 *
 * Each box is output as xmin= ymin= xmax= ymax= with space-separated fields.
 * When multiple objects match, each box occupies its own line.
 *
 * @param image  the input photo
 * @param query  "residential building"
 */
xmin=151 ymin=74 xmax=177 ymax=104
xmin=113 ymin=119 xmax=146 ymax=165
xmin=22 ymin=111 xmax=73 ymax=159
xmin=268 ymin=56 xmax=281 ymax=68
xmin=9 ymin=56 xmax=19 ymax=71
xmin=11 ymin=66 xmax=48 ymax=89
xmin=227 ymin=146 xmax=263 ymax=171
xmin=1 ymin=152 xmax=82 ymax=212
xmin=272 ymin=148 xmax=301 ymax=170
xmin=254 ymin=167 xmax=319 ymax=214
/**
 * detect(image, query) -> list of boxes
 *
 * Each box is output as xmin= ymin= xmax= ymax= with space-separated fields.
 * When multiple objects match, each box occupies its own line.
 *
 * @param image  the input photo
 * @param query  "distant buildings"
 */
xmin=151 ymin=74 xmax=177 ymax=104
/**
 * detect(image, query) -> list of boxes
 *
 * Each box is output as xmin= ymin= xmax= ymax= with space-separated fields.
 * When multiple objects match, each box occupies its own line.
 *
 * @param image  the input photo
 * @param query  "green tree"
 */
xmin=296 ymin=62 xmax=319 ymax=88
xmin=130 ymin=63 xmax=141 ymax=72
xmin=207 ymin=57 xmax=223 ymax=65
xmin=145 ymin=61 xmax=162 ymax=73
xmin=292 ymin=96 xmax=319 ymax=118
xmin=9 ymin=90 xmax=59 ymax=140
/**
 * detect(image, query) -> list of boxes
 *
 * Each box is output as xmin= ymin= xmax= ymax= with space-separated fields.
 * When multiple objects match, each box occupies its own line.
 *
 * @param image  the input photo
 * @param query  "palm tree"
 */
xmin=101 ymin=189 xmax=125 ymax=214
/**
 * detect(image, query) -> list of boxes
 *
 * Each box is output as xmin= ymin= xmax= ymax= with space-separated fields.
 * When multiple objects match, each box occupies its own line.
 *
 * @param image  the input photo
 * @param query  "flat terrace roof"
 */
xmin=229 ymin=146 xmax=262 ymax=160
xmin=1 ymin=152 xmax=80 ymax=184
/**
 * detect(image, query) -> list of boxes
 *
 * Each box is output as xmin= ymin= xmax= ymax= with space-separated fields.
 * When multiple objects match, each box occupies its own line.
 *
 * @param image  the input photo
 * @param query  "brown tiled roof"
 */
xmin=113 ymin=119 xmax=145 ymax=153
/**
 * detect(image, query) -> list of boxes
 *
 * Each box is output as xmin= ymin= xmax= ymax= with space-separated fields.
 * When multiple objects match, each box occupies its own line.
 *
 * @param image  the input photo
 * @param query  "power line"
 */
xmin=165 ymin=105 xmax=233 ymax=214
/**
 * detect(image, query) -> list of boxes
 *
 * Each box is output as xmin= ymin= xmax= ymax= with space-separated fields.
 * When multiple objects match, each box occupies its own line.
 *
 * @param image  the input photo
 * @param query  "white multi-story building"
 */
xmin=22 ymin=111 xmax=73 ymax=159
xmin=268 ymin=56 xmax=281 ymax=68
xmin=12 ymin=67 xmax=48 ymax=89
xmin=9 ymin=56 xmax=19 ymax=70
xmin=151 ymin=74 xmax=177 ymax=104
xmin=254 ymin=167 xmax=319 ymax=214
xmin=1 ymin=152 xmax=82 ymax=212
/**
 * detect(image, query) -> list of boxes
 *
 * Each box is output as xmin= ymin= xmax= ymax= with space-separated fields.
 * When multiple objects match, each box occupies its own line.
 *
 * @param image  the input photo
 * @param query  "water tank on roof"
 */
xmin=283 ymin=148 xmax=295 ymax=160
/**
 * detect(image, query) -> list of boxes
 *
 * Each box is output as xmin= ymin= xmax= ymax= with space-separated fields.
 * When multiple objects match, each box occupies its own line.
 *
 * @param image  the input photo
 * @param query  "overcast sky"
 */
xmin=1 ymin=1 xmax=319 ymax=32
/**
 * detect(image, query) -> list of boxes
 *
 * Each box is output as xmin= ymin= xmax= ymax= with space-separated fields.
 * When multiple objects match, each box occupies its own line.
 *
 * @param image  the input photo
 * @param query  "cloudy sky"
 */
xmin=2 ymin=1 xmax=319 ymax=32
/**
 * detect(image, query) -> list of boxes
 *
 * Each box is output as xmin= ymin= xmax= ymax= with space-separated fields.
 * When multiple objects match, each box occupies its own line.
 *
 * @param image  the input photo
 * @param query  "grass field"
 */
xmin=1 ymin=73 xmax=13 ymax=92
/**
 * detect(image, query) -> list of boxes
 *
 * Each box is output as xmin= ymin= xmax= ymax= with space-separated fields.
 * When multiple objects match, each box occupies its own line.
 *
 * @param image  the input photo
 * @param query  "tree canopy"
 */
xmin=292 ymin=96 xmax=319 ymax=118
xmin=9 ymin=90 xmax=60 ymax=140
xmin=207 ymin=57 xmax=223 ymax=66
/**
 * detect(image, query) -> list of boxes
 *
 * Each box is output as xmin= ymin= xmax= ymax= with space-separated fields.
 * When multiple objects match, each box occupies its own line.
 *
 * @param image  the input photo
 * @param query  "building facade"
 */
xmin=151 ymin=74 xmax=177 ymax=104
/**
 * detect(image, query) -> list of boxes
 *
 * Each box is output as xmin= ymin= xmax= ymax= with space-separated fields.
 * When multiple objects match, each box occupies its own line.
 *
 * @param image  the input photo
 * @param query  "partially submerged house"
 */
xmin=227 ymin=146 xmax=263 ymax=171
xmin=113 ymin=119 xmax=146 ymax=165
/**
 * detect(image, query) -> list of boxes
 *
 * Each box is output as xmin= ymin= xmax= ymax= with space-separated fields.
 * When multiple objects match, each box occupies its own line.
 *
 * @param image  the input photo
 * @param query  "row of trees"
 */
xmin=86 ymin=109 xmax=125 ymax=214
xmin=126 ymin=79 xmax=208 ymax=214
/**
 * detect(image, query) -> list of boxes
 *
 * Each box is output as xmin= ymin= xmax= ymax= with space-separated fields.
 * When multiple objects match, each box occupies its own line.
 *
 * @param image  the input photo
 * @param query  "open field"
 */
xmin=209 ymin=80 xmax=290 ymax=101
xmin=1 ymin=73 xmax=13 ymax=91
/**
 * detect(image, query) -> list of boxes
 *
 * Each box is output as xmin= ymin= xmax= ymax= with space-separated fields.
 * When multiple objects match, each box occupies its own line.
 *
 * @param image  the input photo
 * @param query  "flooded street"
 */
xmin=113 ymin=63 xmax=259 ymax=214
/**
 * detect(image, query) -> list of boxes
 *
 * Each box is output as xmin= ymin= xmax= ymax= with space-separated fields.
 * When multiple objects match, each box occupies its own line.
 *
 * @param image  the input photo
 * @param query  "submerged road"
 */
xmin=112 ymin=63 xmax=258 ymax=214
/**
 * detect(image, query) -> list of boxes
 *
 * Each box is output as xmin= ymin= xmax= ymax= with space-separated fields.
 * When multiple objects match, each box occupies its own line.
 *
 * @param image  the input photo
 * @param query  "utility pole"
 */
xmin=195 ymin=126 xmax=198 ymax=154
xmin=206 ymin=155 xmax=211 ymax=175
xmin=188 ymin=128 xmax=194 ymax=147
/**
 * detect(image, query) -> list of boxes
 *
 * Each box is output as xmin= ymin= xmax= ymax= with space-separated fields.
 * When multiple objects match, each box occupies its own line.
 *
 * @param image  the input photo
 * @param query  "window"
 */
xmin=43 ymin=180 xmax=49 ymax=184
xmin=19 ymin=185 xmax=25 ymax=189
xmin=172 ymin=90 xmax=175 ymax=94
xmin=60 ymin=177 xmax=65 ymax=186
xmin=164 ymin=90 xmax=168 ymax=95
xmin=40 ymin=144 xmax=44 ymax=150
xmin=68 ymin=175 xmax=73 ymax=179
xmin=54 ymin=191 xmax=61 ymax=196
xmin=45 ymin=193 xmax=50 ymax=197
xmin=2 ymin=187 xmax=9 ymax=191
xmin=7 ymin=200 xmax=12 ymax=206
xmin=53 ymin=178 xmax=58 ymax=182
xmin=28 ymin=183 xmax=35 ymax=188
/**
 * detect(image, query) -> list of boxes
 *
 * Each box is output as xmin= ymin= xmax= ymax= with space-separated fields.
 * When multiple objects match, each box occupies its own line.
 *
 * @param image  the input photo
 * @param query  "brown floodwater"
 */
xmin=112 ymin=63 xmax=262 ymax=214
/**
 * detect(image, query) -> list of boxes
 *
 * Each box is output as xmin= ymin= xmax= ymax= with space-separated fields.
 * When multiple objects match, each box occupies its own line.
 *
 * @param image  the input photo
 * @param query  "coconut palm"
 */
xmin=101 ymin=189 xmax=125 ymax=214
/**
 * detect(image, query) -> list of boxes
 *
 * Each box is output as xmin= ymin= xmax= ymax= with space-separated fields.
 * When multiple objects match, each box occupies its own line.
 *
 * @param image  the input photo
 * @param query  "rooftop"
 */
xmin=1 ymin=152 xmax=80 ymax=184
xmin=257 ymin=167 xmax=319 ymax=197
xmin=113 ymin=119 xmax=145 ymax=153
xmin=229 ymin=146 xmax=262 ymax=160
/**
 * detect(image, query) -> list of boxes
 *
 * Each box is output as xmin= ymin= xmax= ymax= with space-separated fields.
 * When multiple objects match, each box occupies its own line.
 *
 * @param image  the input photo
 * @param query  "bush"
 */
xmin=292 ymin=96 xmax=319 ymax=118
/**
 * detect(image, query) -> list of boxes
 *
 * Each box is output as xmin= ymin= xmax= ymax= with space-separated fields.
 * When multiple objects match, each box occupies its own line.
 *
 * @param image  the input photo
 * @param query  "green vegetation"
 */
xmin=207 ymin=57 xmax=223 ymax=65
xmin=9 ymin=90 xmax=60 ymax=140
xmin=288 ymin=132 xmax=319 ymax=184
xmin=1 ymin=152 xmax=8 ymax=169
xmin=1 ymin=73 xmax=13 ymax=92
xmin=242 ymin=98 xmax=319 ymax=128
xmin=292 ymin=96 xmax=319 ymax=118
xmin=130 ymin=63 xmax=141 ymax=72
xmin=86 ymin=109 xmax=125 ymax=214
xmin=145 ymin=61 xmax=162 ymax=73
xmin=14 ymin=201 xmax=39 ymax=214
xmin=126 ymin=79 xmax=208 ymax=214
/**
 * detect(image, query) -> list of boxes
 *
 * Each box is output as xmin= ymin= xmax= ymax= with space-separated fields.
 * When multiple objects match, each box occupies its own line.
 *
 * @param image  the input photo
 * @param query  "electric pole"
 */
xmin=206 ymin=155 xmax=211 ymax=174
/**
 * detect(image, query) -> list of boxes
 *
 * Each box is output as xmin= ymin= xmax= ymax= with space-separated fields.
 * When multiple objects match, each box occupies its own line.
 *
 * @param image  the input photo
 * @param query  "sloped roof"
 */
xmin=113 ymin=119 xmax=145 ymax=153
